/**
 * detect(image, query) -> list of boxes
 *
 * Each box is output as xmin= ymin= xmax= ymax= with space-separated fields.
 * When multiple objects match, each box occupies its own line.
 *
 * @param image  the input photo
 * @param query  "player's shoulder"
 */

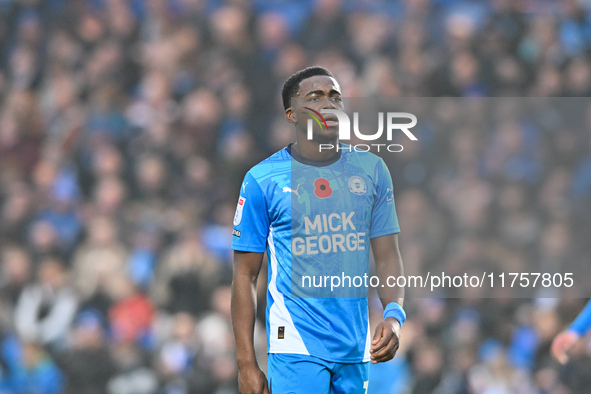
xmin=245 ymin=147 xmax=291 ymax=184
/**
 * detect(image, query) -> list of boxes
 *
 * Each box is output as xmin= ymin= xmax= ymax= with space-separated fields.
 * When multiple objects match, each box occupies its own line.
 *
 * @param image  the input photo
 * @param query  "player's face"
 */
xmin=288 ymin=75 xmax=344 ymax=143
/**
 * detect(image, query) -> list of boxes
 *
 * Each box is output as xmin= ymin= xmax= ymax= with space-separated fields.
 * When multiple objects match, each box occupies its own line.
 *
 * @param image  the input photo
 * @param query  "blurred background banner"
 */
xmin=1 ymin=0 xmax=591 ymax=393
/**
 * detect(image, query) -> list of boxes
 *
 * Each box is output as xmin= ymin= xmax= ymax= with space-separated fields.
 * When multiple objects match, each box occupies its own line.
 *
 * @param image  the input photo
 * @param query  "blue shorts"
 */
xmin=268 ymin=353 xmax=370 ymax=394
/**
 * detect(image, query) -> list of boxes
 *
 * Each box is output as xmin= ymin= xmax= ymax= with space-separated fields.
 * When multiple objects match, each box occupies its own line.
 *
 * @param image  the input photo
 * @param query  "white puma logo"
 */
xmin=283 ymin=184 xmax=301 ymax=198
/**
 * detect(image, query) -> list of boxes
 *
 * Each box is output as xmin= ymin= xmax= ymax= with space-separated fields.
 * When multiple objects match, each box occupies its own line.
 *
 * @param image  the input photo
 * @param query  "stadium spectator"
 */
xmin=51 ymin=310 xmax=116 ymax=394
xmin=14 ymin=256 xmax=78 ymax=348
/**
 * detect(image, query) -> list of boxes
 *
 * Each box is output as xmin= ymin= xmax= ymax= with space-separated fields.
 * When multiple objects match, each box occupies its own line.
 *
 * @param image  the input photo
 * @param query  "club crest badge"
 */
xmin=348 ymin=176 xmax=367 ymax=195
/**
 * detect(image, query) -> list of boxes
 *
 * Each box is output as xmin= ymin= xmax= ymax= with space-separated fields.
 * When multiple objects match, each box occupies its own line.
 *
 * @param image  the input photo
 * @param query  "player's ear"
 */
xmin=286 ymin=108 xmax=297 ymax=123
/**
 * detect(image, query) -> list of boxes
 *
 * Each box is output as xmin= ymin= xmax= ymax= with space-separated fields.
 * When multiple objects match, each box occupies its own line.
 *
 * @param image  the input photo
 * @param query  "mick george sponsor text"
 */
xmin=292 ymin=212 xmax=366 ymax=255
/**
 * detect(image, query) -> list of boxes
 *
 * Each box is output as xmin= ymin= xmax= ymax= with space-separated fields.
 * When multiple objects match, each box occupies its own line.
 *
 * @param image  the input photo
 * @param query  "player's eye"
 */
xmin=308 ymin=97 xmax=320 ymax=102
xmin=331 ymin=96 xmax=342 ymax=102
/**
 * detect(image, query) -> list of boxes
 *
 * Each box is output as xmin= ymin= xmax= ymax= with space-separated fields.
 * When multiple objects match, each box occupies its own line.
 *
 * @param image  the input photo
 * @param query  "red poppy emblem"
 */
xmin=314 ymin=178 xmax=333 ymax=198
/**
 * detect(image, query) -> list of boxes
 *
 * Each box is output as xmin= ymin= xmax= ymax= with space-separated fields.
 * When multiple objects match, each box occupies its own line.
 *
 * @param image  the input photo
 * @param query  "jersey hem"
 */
xmin=268 ymin=349 xmax=369 ymax=364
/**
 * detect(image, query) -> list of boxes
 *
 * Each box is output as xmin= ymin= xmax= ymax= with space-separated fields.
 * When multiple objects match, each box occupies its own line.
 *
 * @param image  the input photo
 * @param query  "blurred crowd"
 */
xmin=1 ymin=0 xmax=591 ymax=393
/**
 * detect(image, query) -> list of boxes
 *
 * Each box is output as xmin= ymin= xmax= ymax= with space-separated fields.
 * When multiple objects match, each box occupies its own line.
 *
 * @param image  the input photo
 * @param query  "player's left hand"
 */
xmin=370 ymin=317 xmax=401 ymax=364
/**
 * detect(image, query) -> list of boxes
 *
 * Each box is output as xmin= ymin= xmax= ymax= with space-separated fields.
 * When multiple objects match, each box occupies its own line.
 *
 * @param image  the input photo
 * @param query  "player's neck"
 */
xmin=292 ymin=138 xmax=339 ymax=162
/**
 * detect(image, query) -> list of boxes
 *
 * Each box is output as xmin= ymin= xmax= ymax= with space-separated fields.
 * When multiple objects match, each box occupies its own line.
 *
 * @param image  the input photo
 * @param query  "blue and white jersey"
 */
xmin=232 ymin=144 xmax=400 ymax=363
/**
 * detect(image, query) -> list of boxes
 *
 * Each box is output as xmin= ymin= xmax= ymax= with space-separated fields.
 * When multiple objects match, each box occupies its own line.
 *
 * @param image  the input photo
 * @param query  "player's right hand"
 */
xmin=551 ymin=330 xmax=580 ymax=364
xmin=238 ymin=364 xmax=269 ymax=394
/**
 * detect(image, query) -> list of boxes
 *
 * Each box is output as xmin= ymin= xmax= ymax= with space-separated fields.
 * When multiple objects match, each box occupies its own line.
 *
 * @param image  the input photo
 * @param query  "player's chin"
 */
xmin=312 ymin=130 xmax=338 ymax=144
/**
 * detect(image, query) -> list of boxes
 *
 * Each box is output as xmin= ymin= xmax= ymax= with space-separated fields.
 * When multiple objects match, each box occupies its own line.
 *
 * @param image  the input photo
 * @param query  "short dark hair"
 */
xmin=281 ymin=66 xmax=335 ymax=110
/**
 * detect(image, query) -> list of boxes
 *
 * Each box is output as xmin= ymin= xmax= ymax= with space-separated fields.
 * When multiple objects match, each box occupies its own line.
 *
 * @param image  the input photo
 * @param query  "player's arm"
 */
xmin=552 ymin=299 xmax=591 ymax=364
xmin=230 ymin=174 xmax=270 ymax=393
xmin=369 ymin=234 xmax=405 ymax=364
xmin=368 ymin=158 xmax=405 ymax=364
xmin=232 ymin=251 xmax=268 ymax=394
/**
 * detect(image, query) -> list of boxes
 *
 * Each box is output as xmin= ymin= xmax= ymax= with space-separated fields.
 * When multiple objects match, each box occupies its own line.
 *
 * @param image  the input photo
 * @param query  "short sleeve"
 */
xmin=231 ymin=172 xmax=270 ymax=253
xmin=370 ymin=158 xmax=400 ymax=238
xmin=569 ymin=300 xmax=591 ymax=335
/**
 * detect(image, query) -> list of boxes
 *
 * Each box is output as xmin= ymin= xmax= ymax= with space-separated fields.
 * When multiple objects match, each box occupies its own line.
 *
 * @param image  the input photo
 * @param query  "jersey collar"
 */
xmin=286 ymin=143 xmax=342 ymax=167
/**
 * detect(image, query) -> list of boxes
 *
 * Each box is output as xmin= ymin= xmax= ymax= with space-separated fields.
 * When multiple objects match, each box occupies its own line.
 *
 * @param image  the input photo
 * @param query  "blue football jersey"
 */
xmin=232 ymin=144 xmax=400 ymax=363
xmin=570 ymin=300 xmax=591 ymax=335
